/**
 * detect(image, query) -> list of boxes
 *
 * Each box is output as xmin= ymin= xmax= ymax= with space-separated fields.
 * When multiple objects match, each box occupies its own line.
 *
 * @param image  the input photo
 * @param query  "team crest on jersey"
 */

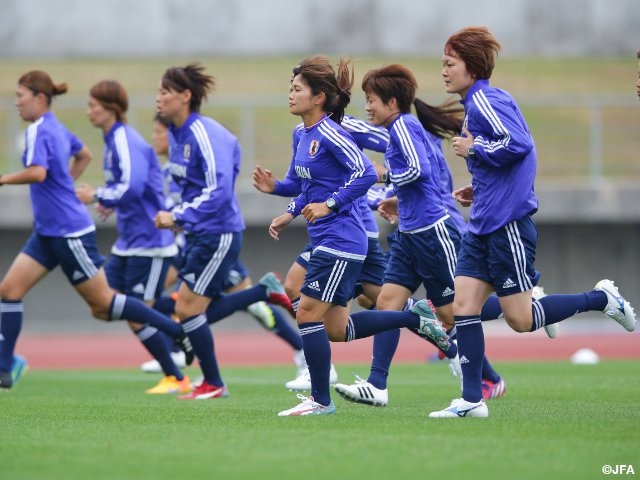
xmin=183 ymin=144 xmax=191 ymax=159
xmin=309 ymin=139 xmax=320 ymax=157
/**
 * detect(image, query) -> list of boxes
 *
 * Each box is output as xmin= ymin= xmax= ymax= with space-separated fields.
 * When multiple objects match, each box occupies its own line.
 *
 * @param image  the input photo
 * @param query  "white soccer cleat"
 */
xmin=594 ymin=279 xmax=636 ymax=332
xmin=334 ymin=374 xmax=389 ymax=407
xmin=277 ymin=394 xmax=336 ymax=416
xmin=140 ymin=351 xmax=186 ymax=373
xmin=285 ymin=364 xmax=338 ymax=391
xmin=532 ymin=286 xmax=558 ymax=339
xmin=448 ymin=354 xmax=463 ymax=381
xmin=293 ymin=349 xmax=308 ymax=378
xmin=429 ymin=397 xmax=489 ymax=418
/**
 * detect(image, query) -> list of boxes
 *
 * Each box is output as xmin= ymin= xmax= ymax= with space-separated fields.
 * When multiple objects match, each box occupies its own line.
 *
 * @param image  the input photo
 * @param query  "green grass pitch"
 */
xmin=2 ymin=361 xmax=638 ymax=480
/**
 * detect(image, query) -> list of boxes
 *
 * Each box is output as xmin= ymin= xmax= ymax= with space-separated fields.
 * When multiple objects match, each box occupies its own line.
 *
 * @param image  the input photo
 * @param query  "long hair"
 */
xmin=292 ymin=56 xmax=353 ymax=124
xmin=18 ymin=70 xmax=67 ymax=105
xmin=413 ymin=97 xmax=464 ymax=139
xmin=89 ymin=80 xmax=128 ymax=123
xmin=161 ymin=63 xmax=215 ymax=113
xmin=444 ymin=26 xmax=501 ymax=80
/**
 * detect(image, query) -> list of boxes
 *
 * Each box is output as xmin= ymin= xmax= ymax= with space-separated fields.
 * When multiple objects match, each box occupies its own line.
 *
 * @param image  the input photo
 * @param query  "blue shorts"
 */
xmin=180 ymin=232 xmax=242 ymax=298
xmin=22 ymin=231 xmax=105 ymax=285
xmin=105 ymin=255 xmax=172 ymax=302
xmin=384 ymin=217 xmax=460 ymax=307
xmin=456 ymin=215 xmax=540 ymax=297
xmin=223 ymin=258 xmax=249 ymax=290
xmin=295 ymin=243 xmax=314 ymax=269
xmin=296 ymin=239 xmax=384 ymax=287
xmin=301 ymin=249 xmax=363 ymax=307
xmin=359 ymin=237 xmax=386 ymax=286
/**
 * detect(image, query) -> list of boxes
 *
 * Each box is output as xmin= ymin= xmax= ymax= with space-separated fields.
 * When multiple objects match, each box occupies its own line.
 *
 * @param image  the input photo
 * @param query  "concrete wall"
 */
xmin=1 ymin=0 xmax=638 ymax=58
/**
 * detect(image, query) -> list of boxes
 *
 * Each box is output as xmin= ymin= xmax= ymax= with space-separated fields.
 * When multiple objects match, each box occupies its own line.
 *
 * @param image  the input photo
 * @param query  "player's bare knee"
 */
xmin=504 ymin=315 xmax=532 ymax=333
xmin=325 ymin=325 xmax=345 ymax=342
xmin=284 ymin=284 xmax=298 ymax=301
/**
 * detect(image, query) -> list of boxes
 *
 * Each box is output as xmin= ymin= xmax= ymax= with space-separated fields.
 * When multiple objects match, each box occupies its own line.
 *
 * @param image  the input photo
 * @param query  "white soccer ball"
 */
xmin=570 ymin=348 xmax=600 ymax=365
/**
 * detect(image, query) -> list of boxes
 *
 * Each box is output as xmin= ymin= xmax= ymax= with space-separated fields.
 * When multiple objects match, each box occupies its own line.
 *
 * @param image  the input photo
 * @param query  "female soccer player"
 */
xmin=252 ymin=114 xmax=392 ymax=390
xmin=0 ymin=70 xmax=192 ymax=390
xmin=153 ymin=63 xmax=294 ymax=400
xmin=334 ymin=92 xmax=514 ymax=406
xmin=140 ymin=115 xmax=305 ymax=384
xmin=429 ymin=27 xmax=636 ymax=418
xmin=75 ymin=80 xmax=191 ymax=395
xmin=268 ymin=56 xmax=447 ymax=416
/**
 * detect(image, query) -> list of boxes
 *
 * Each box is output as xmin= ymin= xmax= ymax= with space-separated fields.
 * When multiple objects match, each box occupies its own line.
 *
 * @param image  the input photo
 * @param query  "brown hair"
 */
xmin=90 ymin=80 xmax=128 ymax=123
xmin=413 ymin=97 xmax=464 ymax=139
xmin=362 ymin=64 xmax=463 ymax=139
xmin=293 ymin=56 xmax=353 ymax=124
xmin=444 ymin=26 xmax=501 ymax=80
xmin=161 ymin=63 xmax=215 ymax=113
xmin=362 ymin=64 xmax=417 ymax=113
xmin=18 ymin=70 xmax=68 ymax=105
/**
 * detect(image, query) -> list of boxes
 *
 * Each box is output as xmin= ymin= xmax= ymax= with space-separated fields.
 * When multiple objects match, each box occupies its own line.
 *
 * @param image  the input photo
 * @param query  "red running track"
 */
xmin=15 ymin=330 xmax=639 ymax=370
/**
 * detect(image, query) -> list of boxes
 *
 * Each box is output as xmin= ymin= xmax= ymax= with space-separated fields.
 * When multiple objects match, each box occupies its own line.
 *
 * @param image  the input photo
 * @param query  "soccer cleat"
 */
xmin=141 ymin=351 xmax=187 ymax=373
xmin=178 ymin=380 xmax=229 ymax=400
xmin=532 ymin=285 xmax=558 ymax=339
xmin=145 ymin=375 xmax=192 ymax=394
xmin=277 ymin=394 xmax=336 ymax=416
xmin=429 ymin=398 xmax=489 ymax=418
xmin=259 ymin=272 xmax=296 ymax=318
xmin=247 ymin=301 xmax=276 ymax=329
xmin=285 ymin=364 xmax=338 ymax=391
xmin=293 ymin=349 xmax=308 ymax=378
xmin=481 ymin=377 xmax=506 ymax=400
xmin=334 ymin=374 xmax=388 ymax=407
xmin=410 ymin=299 xmax=449 ymax=351
xmin=0 ymin=355 xmax=28 ymax=391
xmin=448 ymin=353 xmax=463 ymax=381
xmin=175 ymin=333 xmax=195 ymax=366
xmin=594 ymin=279 xmax=636 ymax=332
xmin=11 ymin=354 xmax=28 ymax=384
xmin=0 ymin=371 xmax=12 ymax=390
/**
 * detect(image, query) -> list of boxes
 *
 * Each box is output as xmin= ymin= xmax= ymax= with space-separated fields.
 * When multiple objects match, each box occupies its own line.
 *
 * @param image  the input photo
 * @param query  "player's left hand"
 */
xmin=75 ymin=183 xmax=96 ymax=204
xmin=301 ymin=202 xmax=331 ymax=223
xmin=452 ymin=127 xmax=474 ymax=158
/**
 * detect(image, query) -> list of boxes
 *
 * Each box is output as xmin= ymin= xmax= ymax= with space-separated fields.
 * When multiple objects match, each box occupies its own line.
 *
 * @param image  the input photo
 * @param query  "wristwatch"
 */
xmin=381 ymin=171 xmax=390 ymax=184
xmin=467 ymin=144 xmax=475 ymax=158
xmin=326 ymin=197 xmax=338 ymax=212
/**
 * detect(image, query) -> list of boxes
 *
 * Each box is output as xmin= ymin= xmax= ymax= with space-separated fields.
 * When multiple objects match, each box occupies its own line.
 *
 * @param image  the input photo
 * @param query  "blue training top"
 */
xmin=428 ymin=133 xmax=467 ymax=235
xmin=287 ymin=115 xmax=377 ymax=258
xmin=22 ymin=111 xmax=95 ymax=237
xmin=462 ymin=79 xmax=538 ymax=235
xmin=167 ymin=112 xmax=246 ymax=235
xmin=385 ymin=113 xmax=448 ymax=232
xmin=274 ymin=115 xmax=386 ymax=242
xmin=94 ymin=122 xmax=177 ymax=257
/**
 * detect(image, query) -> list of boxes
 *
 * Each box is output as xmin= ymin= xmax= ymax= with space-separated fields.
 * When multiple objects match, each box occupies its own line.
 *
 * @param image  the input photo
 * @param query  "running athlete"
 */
xmin=268 ymin=56 xmax=448 ymax=417
xmin=75 ymin=80 xmax=190 ymax=395
xmin=335 ymin=93 xmax=520 ymax=406
xmin=0 ymin=71 xmax=193 ymax=390
xmin=430 ymin=27 xmax=636 ymax=418
xmin=253 ymin=114 xmax=392 ymax=390
xmin=153 ymin=63 xmax=294 ymax=400
xmin=140 ymin=116 xmax=305 ymax=383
